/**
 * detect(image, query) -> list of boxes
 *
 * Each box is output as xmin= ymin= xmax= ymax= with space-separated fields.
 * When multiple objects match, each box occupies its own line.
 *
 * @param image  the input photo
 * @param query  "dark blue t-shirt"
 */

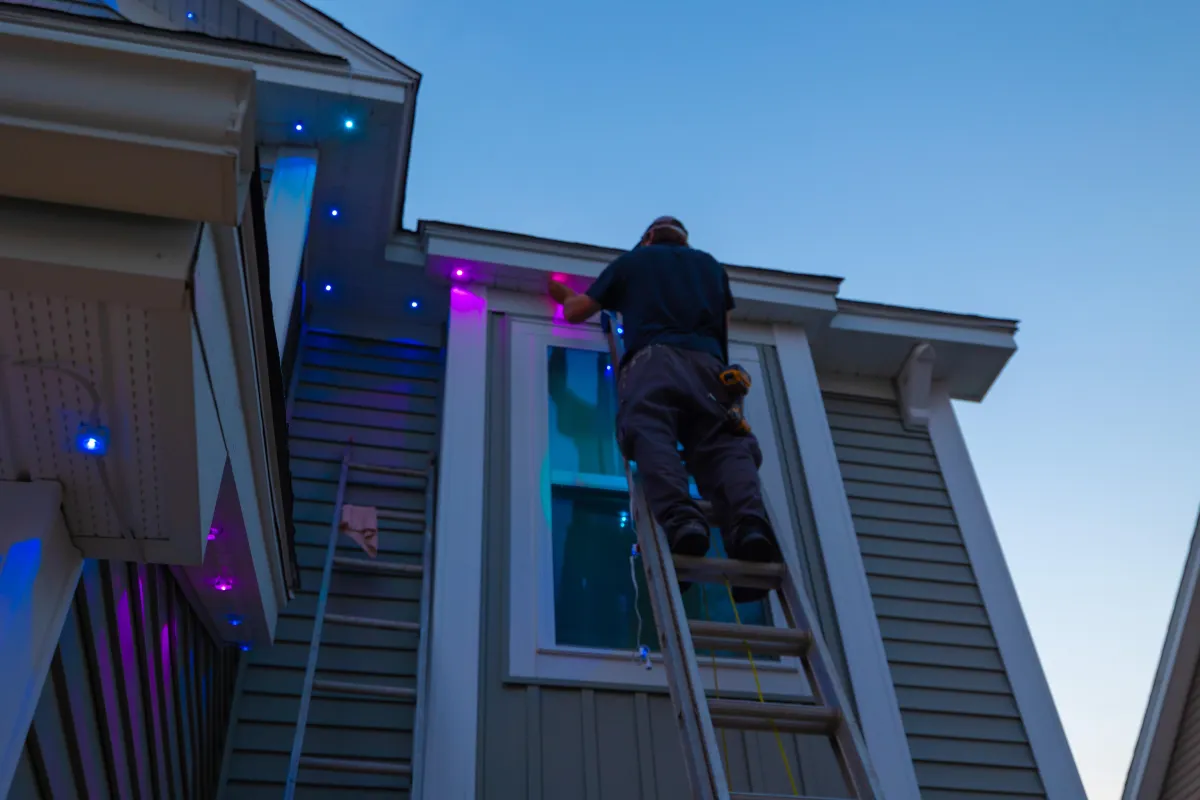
xmin=586 ymin=243 xmax=735 ymax=365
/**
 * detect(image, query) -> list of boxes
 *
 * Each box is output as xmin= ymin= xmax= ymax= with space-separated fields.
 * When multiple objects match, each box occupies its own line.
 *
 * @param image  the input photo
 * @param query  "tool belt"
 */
xmin=718 ymin=364 xmax=752 ymax=436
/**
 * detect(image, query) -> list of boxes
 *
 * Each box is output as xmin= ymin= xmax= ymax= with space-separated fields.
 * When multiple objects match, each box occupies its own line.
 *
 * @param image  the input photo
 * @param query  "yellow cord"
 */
xmin=725 ymin=580 xmax=800 ymax=797
xmin=702 ymin=590 xmax=731 ymax=777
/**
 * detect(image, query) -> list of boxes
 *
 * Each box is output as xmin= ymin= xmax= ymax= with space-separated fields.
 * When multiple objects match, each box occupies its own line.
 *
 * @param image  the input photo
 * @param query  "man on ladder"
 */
xmin=549 ymin=215 xmax=780 ymax=602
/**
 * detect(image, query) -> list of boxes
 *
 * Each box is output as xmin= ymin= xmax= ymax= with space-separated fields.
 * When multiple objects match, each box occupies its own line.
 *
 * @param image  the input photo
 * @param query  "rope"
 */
xmin=725 ymin=579 xmax=799 ymax=796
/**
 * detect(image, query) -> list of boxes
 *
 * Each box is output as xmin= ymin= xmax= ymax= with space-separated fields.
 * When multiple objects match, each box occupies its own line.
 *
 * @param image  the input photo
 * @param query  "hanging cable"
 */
xmin=725 ymin=579 xmax=799 ymax=796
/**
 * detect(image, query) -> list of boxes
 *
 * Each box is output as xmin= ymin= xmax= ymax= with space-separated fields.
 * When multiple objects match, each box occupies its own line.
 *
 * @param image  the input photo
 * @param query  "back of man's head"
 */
xmin=639 ymin=216 xmax=688 ymax=247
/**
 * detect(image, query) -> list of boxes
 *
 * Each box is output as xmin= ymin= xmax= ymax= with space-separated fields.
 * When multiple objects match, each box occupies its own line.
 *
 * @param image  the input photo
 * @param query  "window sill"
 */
xmin=508 ymin=642 xmax=814 ymax=700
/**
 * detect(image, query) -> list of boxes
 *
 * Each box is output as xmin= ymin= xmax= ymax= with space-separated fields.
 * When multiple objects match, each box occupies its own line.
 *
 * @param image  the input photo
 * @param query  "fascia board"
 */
xmin=234 ymin=0 xmax=420 ymax=83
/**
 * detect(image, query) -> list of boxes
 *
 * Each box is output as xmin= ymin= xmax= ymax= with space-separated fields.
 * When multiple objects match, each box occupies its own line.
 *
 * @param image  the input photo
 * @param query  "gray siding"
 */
xmin=0 ymin=0 xmax=122 ymax=20
xmin=8 ymin=560 xmax=238 ymax=800
xmin=139 ymin=0 xmax=314 ymax=51
xmin=477 ymin=316 xmax=850 ymax=799
xmin=1161 ymin=659 xmax=1200 ymax=799
xmin=219 ymin=326 xmax=445 ymax=799
xmin=823 ymin=392 xmax=1046 ymax=799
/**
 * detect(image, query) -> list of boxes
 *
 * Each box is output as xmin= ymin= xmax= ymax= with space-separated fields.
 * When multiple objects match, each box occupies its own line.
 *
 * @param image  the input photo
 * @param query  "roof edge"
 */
xmin=239 ymin=0 xmax=420 ymax=83
xmin=1124 ymin=505 xmax=1200 ymax=800
xmin=416 ymin=219 xmax=845 ymax=295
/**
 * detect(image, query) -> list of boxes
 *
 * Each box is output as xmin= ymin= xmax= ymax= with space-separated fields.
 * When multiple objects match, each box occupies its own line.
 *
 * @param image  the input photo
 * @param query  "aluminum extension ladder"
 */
xmin=283 ymin=445 xmax=436 ymax=799
xmin=600 ymin=312 xmax=882 ymax=800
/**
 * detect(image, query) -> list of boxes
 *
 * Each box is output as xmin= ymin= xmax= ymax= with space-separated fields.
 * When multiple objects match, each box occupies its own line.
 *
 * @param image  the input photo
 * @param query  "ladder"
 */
xmin=283 ymin=445 xmax=437 ymax=799
xmin=600 ymin=312 xmax=882 ymax=800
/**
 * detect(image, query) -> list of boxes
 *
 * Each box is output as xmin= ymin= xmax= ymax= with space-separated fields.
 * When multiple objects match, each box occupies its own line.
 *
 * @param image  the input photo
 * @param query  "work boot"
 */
xmin=667 ymin=520 xmax=710 ymax=592
xmin=726 ymin=521 xmax=781 ymax=604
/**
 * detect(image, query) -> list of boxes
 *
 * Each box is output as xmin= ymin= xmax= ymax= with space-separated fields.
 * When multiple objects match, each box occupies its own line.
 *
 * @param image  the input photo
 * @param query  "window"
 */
xmin=509 ymin=318 xmax=813 ymax=696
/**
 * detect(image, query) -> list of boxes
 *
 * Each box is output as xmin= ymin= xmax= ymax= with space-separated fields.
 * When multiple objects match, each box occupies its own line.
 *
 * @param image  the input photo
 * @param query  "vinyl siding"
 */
xmin=823 ymin=392 xmax=1046 ymax=799
xmin=0 ymin=0 xmax=123 ymax=20
xmin=219 ymin=325 xmax=445 ymax=799
xmin=478 ymin=315 xmax=852 ymax=799
xmin=8 ymin=560 xmax=238 ymax=800
xmin=1161 ymin=659 xmax=1200 ymax=799
xmin=138 ymin=0 xmax=314 ymax=50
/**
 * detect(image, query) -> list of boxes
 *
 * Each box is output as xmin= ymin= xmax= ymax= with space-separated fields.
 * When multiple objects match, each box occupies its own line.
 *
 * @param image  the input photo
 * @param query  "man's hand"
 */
xmin=548 ymin=278 xmax=601 ymax=324
xmin=548 ymin=279 xmax=576 ymax=304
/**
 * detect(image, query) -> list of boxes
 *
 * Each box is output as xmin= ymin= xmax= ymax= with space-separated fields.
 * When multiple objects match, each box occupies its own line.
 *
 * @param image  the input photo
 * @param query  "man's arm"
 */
xmin=548 ymin=254 xmax=626 ymax=324
xmin=548 ymin=280 xmax=602 ymax=323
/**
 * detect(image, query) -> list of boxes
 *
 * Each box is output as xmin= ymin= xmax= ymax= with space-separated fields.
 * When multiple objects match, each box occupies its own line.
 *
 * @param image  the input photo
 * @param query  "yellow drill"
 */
xmin=718 ymin=364 xmax=752 ymax=435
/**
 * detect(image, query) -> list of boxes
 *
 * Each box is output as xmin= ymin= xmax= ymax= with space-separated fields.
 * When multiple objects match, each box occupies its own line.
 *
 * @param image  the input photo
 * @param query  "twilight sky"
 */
xmin=308 ymin=1 xmax=1200 ymax=795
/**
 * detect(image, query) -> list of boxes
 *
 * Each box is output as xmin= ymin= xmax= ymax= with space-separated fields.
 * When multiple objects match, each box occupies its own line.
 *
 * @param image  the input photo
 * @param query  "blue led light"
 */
xmin=616 ymin=326 xmax=624 ymax=335
xmin=294 ymin=122 xmax=304 ymax=132
xmin=186 ymin=11 xmax=196 ymax=20
xmin=605 ymin=364 xmax=612 ymax=373
xmin=74 ymin=424 xmax=109 ymax=457
xmin=343 ymin=118 xmax=355 ymax=130
xmin=330 ymin=208 xmax=339 ymax=217
xmin=239 ymin=643 xmax=251 ymax=652
xmin=324 ymin=284 xmax=332 ymax=292
xmin=227 ymin=614 xmax=243 ymax=627
xmin=410 ymin=300 xmax=419 ymax=309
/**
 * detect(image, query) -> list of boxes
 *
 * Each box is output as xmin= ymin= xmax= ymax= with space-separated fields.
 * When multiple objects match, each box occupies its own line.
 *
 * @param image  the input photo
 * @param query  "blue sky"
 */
xmin=310 ymin=1 xmax=1200 ymax=795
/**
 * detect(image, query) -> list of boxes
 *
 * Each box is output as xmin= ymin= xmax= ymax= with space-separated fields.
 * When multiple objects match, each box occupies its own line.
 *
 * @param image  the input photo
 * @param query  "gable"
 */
xmin=118 ymin=0 xmax=314 ymax=50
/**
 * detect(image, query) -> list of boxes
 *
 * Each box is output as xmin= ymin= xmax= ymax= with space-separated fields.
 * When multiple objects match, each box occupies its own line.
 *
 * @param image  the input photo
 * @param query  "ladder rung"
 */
xmin=324 ymin=612 xmax=420 ymax=632
xmin=313 ymin=679 xmax=416 ymax=700
xmin=298 ymin=755 xmax=412 ymax=776
xmin=708 ymin=698 xmax=841 ymax=735
xmin=333 ymin=557 xmax=423 ymax=577
xmin=376 ymin=509 xmax=426 ymax=524
xmin=673 ymin=555 xmax=785 ymax=591
xmin=689 ymin=620 xmax=812 ymax=657
xmin=350 ymin=463 xmax=427 ymax=480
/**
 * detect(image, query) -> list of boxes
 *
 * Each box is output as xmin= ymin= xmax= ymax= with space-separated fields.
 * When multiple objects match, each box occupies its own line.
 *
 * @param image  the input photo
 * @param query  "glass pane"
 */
xmin=547 ymin=345 xmax=623 ymax=479
xmin=551 ymin=485 xmax=774 ymax=660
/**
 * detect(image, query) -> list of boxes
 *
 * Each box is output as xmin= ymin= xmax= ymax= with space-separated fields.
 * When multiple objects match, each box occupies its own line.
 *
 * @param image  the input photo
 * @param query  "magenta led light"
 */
xmin=212 ymin=575 xmax=235 ymax=592
xmin=208 ymin=526 xmax=219 ymax=541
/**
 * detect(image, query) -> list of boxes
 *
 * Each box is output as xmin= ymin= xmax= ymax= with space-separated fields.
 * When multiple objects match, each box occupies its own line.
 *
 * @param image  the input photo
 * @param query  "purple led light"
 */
xmin=212 ymin=575 xmax=234 ymax=592
xmin=455 ymin=268 xmax=465 ymax=278
xmin=208 ymin=526 xmax=219 ymax=541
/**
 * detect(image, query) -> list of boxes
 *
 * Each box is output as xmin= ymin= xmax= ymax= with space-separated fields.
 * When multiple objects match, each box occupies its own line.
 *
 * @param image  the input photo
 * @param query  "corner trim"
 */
xmin=927 ymin=391 xmax=1087 ymax=799
xmin=771 ymin=324 xmax=922 ymax=800
xmin=421 ymin=284 xmax=489 ymax=800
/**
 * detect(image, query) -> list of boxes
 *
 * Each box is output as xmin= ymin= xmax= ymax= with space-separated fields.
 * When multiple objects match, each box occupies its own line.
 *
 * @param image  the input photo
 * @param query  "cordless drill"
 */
xmin=718 ymin=364 xmax=752 ymax=435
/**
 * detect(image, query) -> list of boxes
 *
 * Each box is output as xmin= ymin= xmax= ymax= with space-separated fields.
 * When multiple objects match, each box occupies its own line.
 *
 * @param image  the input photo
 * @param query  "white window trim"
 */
xmin=421 ymin=284 xmax=489 ymax=800
xmin=507 ymin=316 xmax=815 ymax=697
xmin=772 ymin=325 xmax=922 ymax=800
xmin=927 ymin=389 xmax=1087 ymax=799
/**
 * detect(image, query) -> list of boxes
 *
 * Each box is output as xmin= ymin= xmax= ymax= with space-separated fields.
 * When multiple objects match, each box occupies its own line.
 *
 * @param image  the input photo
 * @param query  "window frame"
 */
xmin=506 ymin=315 xmax=813 ymax=697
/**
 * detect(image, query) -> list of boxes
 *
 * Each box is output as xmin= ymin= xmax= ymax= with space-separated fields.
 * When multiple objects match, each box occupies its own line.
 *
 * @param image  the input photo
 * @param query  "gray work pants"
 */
xmin=615 ymin=345 xmax=772 ymax=546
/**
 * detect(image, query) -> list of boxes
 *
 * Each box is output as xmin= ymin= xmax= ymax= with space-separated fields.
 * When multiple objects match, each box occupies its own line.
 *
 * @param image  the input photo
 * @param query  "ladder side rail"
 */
xmin=630 ymin=477 xmax=728 ymax=800
xmin=410 ymin=455 xmax=438 ymax=800
xmin=283 ymin=447 xmax=352 ymax=799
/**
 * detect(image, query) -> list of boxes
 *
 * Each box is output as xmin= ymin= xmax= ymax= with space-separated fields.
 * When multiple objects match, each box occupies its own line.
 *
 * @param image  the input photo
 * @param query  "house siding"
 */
xmin=219 ymin=324 xmax=445 ymax=799
xmin=1160 ymin=658 xmax=1200 ymax=799
xmin=823 ymin=392 xmax=1046 ymax=799
xmin=136 ymin=0 xmax=314 ymax=51
xmin=0 ymin=0 xmax=122 ymax=20
xmin=477 ymin=314 xmax=852 ymax=799
xmin=8 ymin=560 xmax=239 ymax=800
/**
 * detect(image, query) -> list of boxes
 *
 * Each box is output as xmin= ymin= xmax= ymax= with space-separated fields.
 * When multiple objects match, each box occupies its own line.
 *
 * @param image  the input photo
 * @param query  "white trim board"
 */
xmin=421 ymin=284 xmax=488 ymax=800
xmin=1123 ymin=505 xmax=1200 ymax=800
xmin=927 ymin=391 xmax=1087 ymax=799
xmin=505 ymin=318 xmax=810 ymax=695
xmin=771 ymin=324 xmax=922 ymax=800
